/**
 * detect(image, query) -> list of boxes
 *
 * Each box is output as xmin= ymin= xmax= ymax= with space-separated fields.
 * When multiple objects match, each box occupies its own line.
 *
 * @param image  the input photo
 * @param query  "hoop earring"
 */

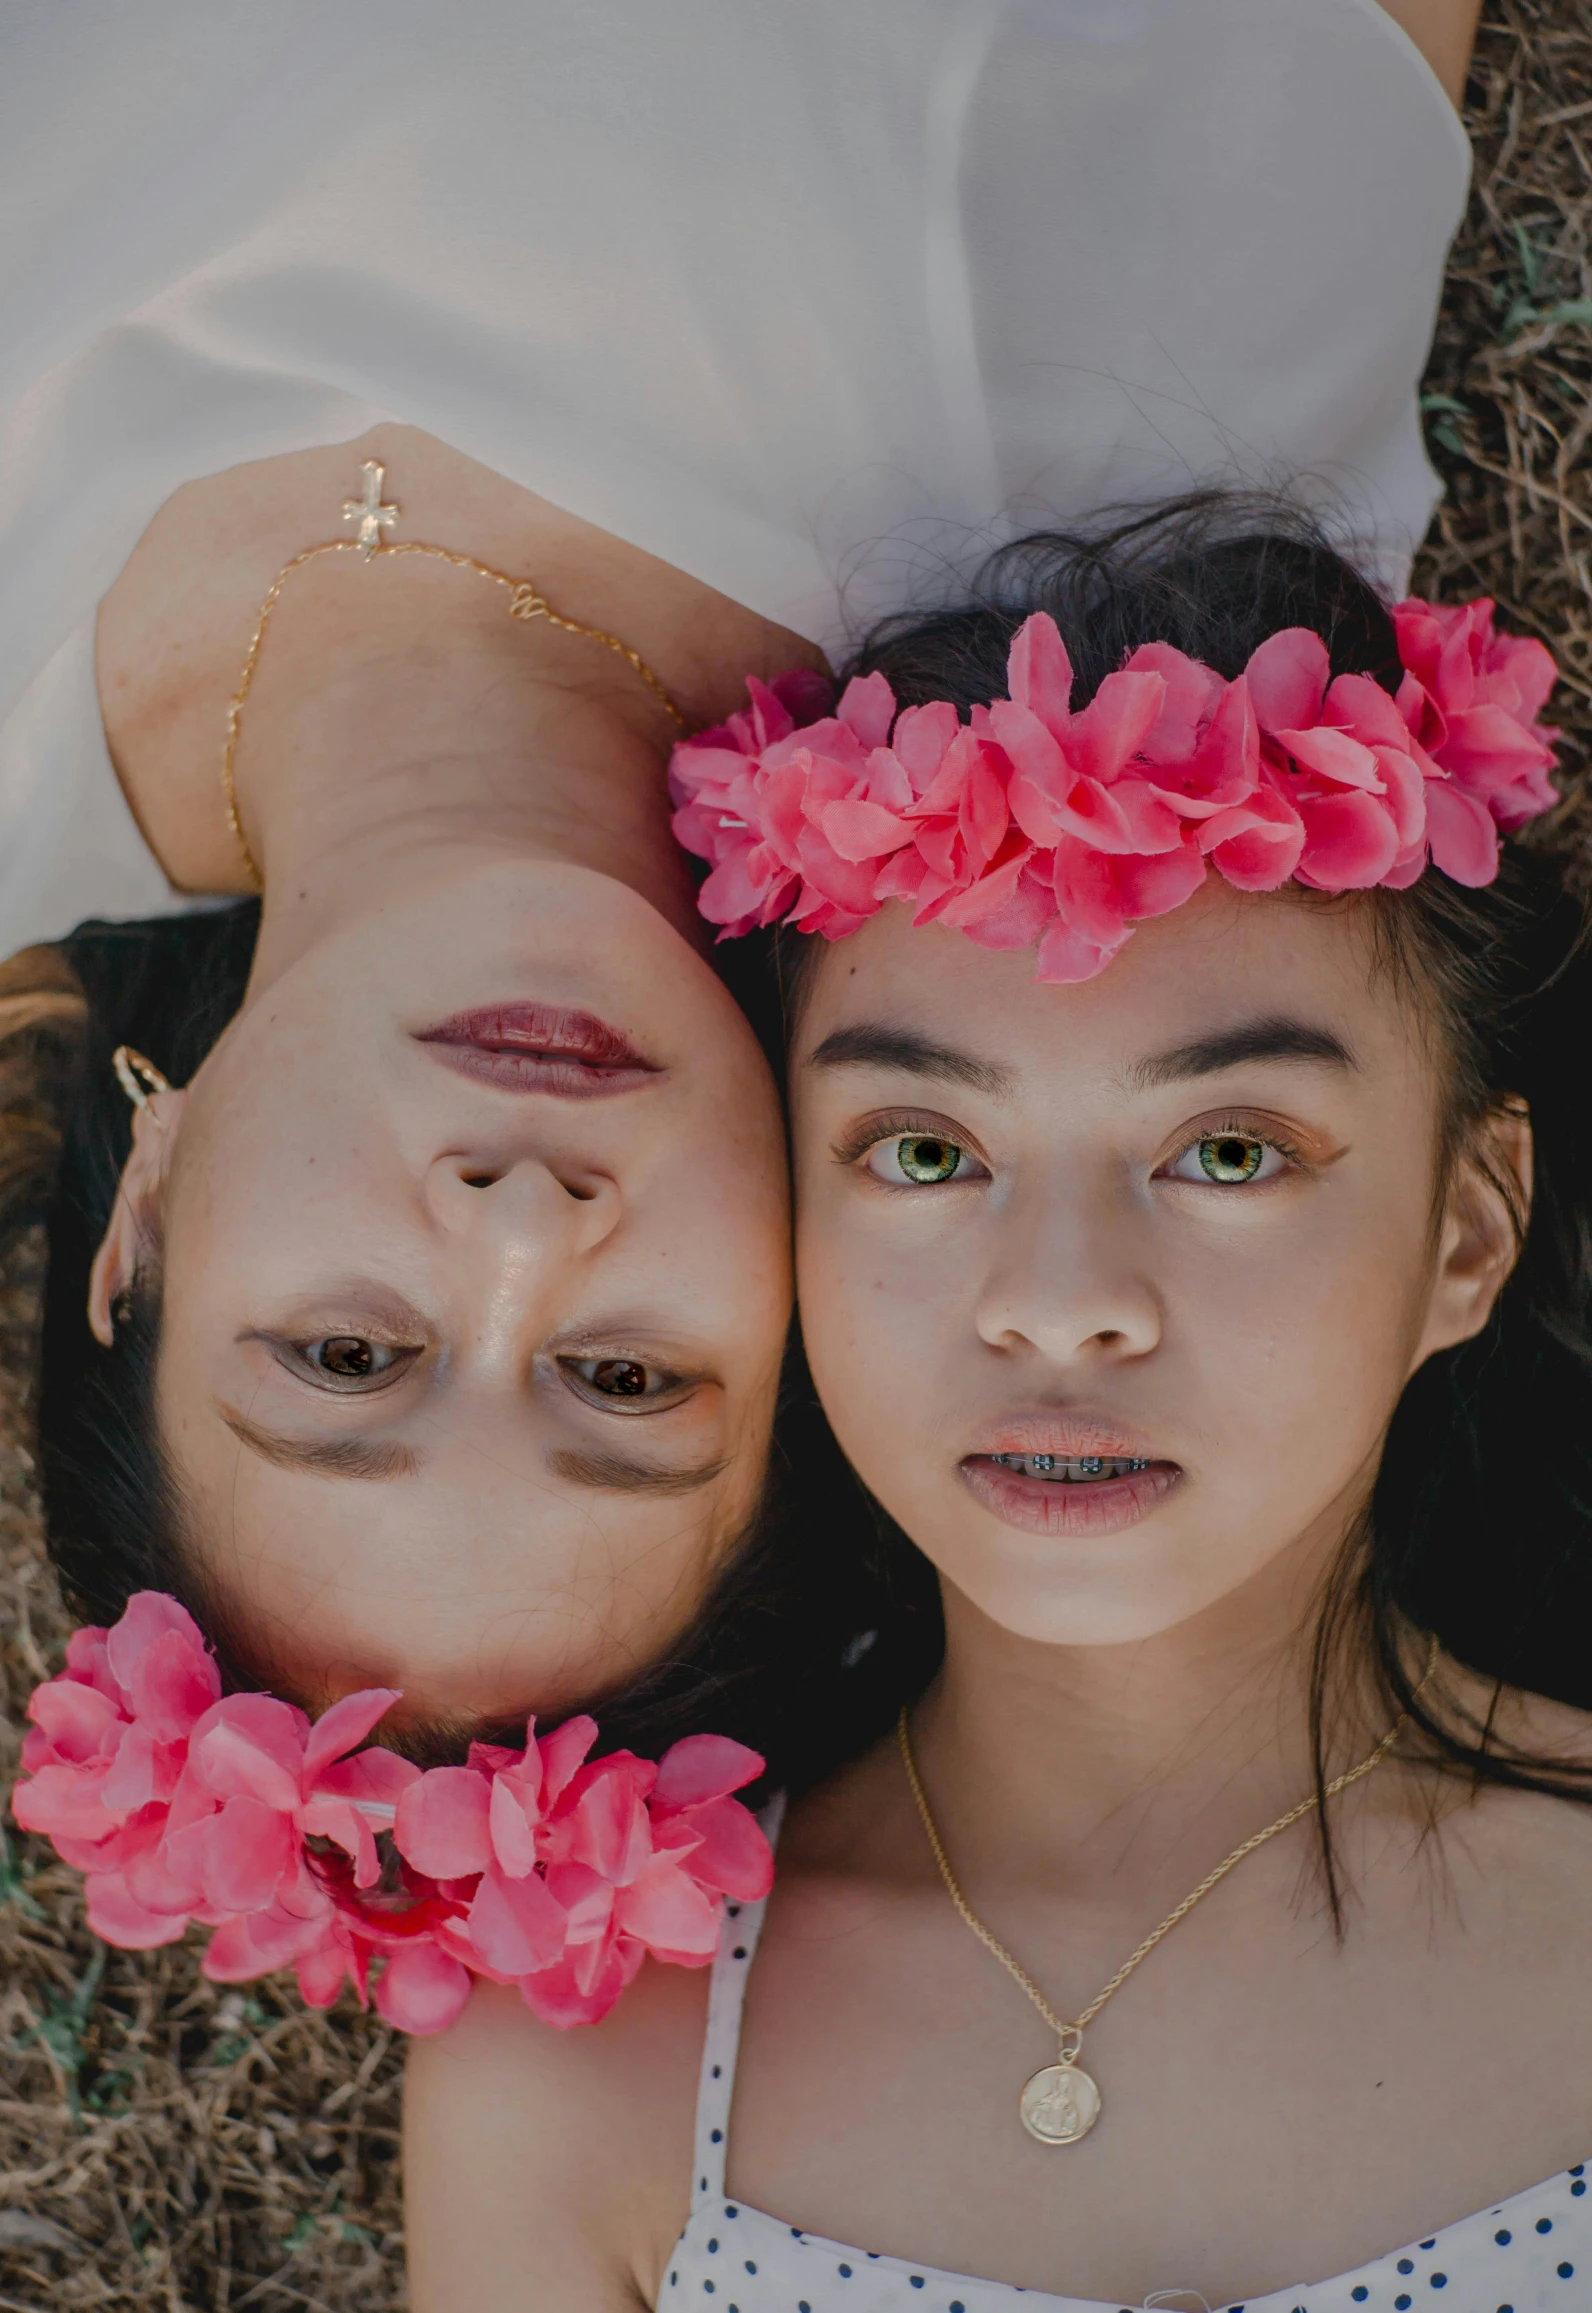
xmin=112 ymin=1047 xmax=172 ymax=1112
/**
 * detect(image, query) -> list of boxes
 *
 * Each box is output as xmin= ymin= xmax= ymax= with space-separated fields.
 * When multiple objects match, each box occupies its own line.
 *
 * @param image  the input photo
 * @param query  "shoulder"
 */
xmin=403 ymin=1959 xmax=709 ymax=2313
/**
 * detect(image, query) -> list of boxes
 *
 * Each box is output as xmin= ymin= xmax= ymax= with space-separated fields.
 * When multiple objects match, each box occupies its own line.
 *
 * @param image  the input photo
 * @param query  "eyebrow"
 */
xmin=547 ymin=1446 xmax=731 ymax=1496
xmin=221 ymin=1407 xmax=421 ymax=1481
xmin=805 ymin=1024 xmax=1012 ymax=1097
xmin=1128 ymin=1015 xmax=1357 ymax=1090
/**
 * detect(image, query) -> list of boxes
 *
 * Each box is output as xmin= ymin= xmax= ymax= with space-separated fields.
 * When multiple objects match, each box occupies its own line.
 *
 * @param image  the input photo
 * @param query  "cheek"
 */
xmin=1166 ymin=1186 xmax=1439 ymax=1478
xmin=793 ymin=1172 xmax=971 ymax=1468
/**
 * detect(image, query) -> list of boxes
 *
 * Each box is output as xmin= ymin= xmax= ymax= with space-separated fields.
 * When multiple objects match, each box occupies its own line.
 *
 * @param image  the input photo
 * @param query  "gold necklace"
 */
xmin=897 ymin=1636 xmax=1437 ymax=2146
xmin=220 ymin=460 xmax=686 ymax=891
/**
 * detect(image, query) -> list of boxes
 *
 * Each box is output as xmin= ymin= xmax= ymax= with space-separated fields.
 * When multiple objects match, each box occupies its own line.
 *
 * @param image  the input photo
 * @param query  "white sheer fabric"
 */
xmin=0 ymin=0 xmax=1468 ymax=955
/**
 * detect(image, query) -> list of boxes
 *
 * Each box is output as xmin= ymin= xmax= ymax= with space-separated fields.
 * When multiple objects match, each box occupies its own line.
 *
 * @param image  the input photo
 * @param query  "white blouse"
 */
xmin=0 ymin=0 xmax=1469 ymax=958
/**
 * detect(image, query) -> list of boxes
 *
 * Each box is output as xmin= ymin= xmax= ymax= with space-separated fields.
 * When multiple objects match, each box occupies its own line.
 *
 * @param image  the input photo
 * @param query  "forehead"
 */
xmin=794 ymin=882 xmax=1424 ymax=1095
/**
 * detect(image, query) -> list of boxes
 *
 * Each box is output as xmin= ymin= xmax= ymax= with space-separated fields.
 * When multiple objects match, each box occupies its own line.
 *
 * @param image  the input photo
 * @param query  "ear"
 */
xmin=1413 ymin=1100 xmax=1533 ymax=1369
xmin=87 ymin=1088 xmax=188 ymax=1345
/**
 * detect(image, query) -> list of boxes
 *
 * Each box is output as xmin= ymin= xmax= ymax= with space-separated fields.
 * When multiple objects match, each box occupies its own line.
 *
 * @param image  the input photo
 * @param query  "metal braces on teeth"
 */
xmin=988 ymin=1452 xmax=1150 ymax=1481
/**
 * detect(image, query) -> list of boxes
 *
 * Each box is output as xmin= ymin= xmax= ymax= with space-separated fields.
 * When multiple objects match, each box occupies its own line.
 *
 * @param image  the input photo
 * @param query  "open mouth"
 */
xmin=986 ymin=1452 xmax=1151 ymax=1484
xmin=415 ymin=1004 xmax=661 ymax=1096
xmin=960 ymin=1448 xmax=1182 ymax=1535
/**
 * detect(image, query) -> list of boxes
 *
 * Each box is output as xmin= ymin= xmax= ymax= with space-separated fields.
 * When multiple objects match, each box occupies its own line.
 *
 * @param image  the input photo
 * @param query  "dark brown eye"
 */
xmin=590 ymin=1359 xmax=649 ymax=1396
xmin=305 ymin=1336 xmax=411 ymax=1382
xmin=561 ymin=1354 xmax=686 ymax=1406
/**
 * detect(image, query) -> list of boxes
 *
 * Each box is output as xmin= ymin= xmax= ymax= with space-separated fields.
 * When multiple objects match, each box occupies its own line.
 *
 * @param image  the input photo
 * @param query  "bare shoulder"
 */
xmin=1371 ymin=0 xmax=1484 ymax=108
xmin=1433 ymin=1676 xmax=1592 ymax=1908
xmin=403 ymin=1961 xmax=709 ymax=2313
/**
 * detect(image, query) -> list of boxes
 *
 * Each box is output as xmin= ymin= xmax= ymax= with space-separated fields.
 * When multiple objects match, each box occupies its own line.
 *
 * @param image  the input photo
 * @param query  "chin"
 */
xmin=936 ymin=1527 xmax=1260 ymax=1652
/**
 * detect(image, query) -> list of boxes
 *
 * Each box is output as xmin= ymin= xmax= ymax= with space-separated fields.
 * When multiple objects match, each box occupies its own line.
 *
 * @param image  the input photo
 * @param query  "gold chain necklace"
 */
xmin=897 ymin=1636 xmax=1437 ymax=2146
xmin=221 ymin=460 xmax=686 ymax=890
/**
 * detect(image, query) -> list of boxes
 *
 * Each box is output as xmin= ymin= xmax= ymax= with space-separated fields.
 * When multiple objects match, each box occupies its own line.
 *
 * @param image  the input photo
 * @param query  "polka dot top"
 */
xmin=665 ymin=1800 xmax=1591 ymax=2313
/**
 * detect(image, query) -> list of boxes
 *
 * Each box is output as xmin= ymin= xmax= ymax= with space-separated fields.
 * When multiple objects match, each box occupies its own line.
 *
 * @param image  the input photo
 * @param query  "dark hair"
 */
xmin=747 ymin=495 xmax=1592 ymax=1863
xmin=17 ymin=900 xmax=884 ymax=1780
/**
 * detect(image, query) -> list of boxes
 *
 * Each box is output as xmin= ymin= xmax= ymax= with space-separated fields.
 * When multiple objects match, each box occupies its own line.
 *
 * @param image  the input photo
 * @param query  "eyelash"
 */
xmin=1158 ymin=1114 xmax=1309 ymax=1185
xmin=273 ymin=1334 xmax=422 ymax=1392
xmin=557 ymin=1354 xmax=694 ymax=1410
xmin=835 ymin=1111 xmax=1311 ymax=1189
xmin=834 ymin=1112 xmax=986 ymax=1181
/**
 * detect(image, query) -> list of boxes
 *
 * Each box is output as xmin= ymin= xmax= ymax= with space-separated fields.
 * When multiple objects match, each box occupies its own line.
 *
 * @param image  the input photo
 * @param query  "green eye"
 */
xmin=895 ymin=1134 xmax=963 ymax=1184
xmin=1197 ymin=1133 xmax=1265 ymax=1184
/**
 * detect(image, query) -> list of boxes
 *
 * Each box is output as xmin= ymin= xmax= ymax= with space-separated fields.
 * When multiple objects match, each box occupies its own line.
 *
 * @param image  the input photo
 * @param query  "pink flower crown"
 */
xmin=9 ymin=1593 xmax=772 ymax=2037
xmin=668 ymin=600 xmax=1559 ymax=981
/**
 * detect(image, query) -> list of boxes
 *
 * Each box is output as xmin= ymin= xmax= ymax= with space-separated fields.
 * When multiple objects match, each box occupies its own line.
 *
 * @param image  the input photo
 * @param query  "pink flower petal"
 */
xmin=1034 ymin=918 xmax=1126 ymax=984
xmin=488 ymin=1774 xmax=541 ymax=1879
xmin=11 ymin=1760 xmax=118 ymax=1842
xmin=104 ymin=1593 xmax=210 ymax=1699
xmin=1272 ymin=726 xmax=1384 ymax=792
xmin=652 ymin=1735 xmax=767 ymax=1812
xmin=1005 ymin=614 xmax=1075 ymax=737
xmin=1126 ymin=643 xmax=1225 ymax=764
xmin=99 ymin=1724 xmax=184 ymax=1816
xmin=537 ymin=1717 xmax=600 ymax=1809
xmin=26 ymin=1678 xmax=126 ymax=1763
xmin=393 ymin=1766 xmax=494 ymax=1881
xmin=376 ymin=1943 xmax=474 ymax=2036
xmin=836 ymin=671 xmax=898 ymax=752
xmin=296 ymin=1928 xmax=364 ymax=2012
xmin=1068 ymin=670 xmax=1167 ymax=786
xmin=819 ymin=797 xmax=913 ymax=864
xmin=890 ymin=701 xmax=961 ymax=792
xmin=314 ymin=1747 xmax=421 ymax=1811
xmin=658 ymin=1794 xmax=774 ymax=1902
xmin=1202 ymin=785 xmax=1306 ymax=891
xmin=466 ymin=1864 xmax=568 ymax=1977
xmin=1110 ymin=836 xmax=1207 ymax=922
xmin=558 ymin=1760 xmax=654 ymax=1885
xmin=124 ymin=1627 xmax=222 ymax=1743
xmin=297 ymin=1796 xmax=379 ymax=1886
xmin=302 ymin=1688 xmax=402 ymax=1783
xmin=64 ymin=1627 xmax=119 ymax=1702
xmin=515 ymin=1943 xmax=643 ymax=2030
xmin=1245 ymin=629 xmax=1330 ymax=735
xmin=615 ymin=1855 xmax=723 ymax=1964
xmin=202 ymin=1903 xmax=330 ymax=1981
xmin=85 ymin=1872 xmax=192 ymax=1950
xmin=189 ymin=1696 xmax=309 ymax=1811
xmin=199 ymin=1795 xmax=297 ymax=1915
xmin=938 ymin=851 xmax=1053 ymax=950
xmin=1295 ymin=791 xmax=1401 ymax=889
xmin=1424 ymin=780 xmax=1500 ymax=886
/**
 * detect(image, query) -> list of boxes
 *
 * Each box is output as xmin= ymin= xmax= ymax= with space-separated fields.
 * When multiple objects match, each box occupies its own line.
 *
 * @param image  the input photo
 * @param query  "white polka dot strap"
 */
xmin=663 ymin=1792 xmax=1592 ymax=2311
xmin=689 ymin=1793 xmax=785 ymax=2207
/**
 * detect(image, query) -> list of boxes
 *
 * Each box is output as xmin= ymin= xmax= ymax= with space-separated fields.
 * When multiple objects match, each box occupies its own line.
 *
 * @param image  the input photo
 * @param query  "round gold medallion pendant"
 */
xmin=1019 ymin=2060 xmax=1102 ymax=2145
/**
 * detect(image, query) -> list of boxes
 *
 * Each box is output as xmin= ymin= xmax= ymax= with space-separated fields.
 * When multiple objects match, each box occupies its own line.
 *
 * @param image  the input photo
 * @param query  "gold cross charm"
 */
xmin=342 ymin=461 xmax=399 ymax=559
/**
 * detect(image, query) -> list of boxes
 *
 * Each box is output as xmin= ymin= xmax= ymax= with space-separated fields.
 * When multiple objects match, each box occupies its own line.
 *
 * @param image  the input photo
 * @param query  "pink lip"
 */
xmin=958 ymin=1413 xmax=1181 ymax=1540
xmin=415 ymin=1005 xmax=661 ymax=1097
xmin=960 ymin=1457 xmax=1181 ymax=1539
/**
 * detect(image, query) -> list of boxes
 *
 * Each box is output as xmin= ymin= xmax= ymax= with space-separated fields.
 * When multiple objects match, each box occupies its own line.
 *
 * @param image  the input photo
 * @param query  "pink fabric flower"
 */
xmin=11 ymin=1595 xmax=773 ymax=2039
xmin=667 ymin=596 xmax=1559 ymax=982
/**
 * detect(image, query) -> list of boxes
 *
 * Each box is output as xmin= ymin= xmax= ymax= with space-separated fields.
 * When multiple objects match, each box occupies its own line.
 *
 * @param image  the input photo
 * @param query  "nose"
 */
xmin=423 ymin=1148 xmax=621 ymax=1258
xmin=973 ymin=1173 xmax=1161 ymax=1367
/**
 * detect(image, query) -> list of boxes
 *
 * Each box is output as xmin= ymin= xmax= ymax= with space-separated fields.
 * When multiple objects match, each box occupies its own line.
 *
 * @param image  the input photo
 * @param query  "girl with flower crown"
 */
xmin=401 ymin=489 xmax=1592 ymax=2309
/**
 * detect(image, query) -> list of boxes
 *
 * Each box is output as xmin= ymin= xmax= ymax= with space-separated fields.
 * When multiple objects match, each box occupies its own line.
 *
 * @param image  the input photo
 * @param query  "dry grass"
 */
xmin=2 ymin=7 xmax=1591 ymax=2304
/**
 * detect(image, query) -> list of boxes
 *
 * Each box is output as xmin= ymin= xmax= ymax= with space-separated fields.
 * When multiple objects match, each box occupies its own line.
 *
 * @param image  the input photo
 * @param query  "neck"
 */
xmin=911 ymin=1515 xmax=1400 ymax=1910
xmin=233 ymin=554 xmax=703 ymax=989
